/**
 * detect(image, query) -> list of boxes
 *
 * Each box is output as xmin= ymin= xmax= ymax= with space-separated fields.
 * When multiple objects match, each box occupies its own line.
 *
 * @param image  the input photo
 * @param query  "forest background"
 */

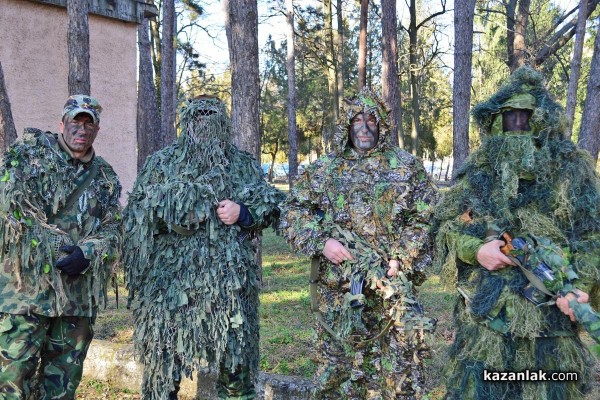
xmin=131 ymin=0 xmax=600 ymax=186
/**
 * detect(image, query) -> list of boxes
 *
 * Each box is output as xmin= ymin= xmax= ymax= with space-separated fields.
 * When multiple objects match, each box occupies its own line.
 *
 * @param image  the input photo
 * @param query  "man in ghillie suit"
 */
xmin=123 ymin=96 xmax=284 ymax=400
xmin=281 ymin=89 xmax=437 ymax=399
xmin=0 ymin=95 xmax=122 ymax=398
xmin=434 ymin=66 xmax=600 ymax=399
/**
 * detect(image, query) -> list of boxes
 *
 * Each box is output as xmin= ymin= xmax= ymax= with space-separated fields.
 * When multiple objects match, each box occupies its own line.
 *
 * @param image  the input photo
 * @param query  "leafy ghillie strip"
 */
xmin=123 ymin=98 xmax=283 ymax=398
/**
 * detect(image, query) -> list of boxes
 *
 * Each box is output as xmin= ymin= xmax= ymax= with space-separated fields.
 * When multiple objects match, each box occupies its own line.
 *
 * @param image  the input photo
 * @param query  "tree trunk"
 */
xmin=565 ymin=0 xmax=588 ymax=139
xmin=409 ymin=0 xmax=419 ymax=155
xmin=286 ymin=0 xmax=298 ymax=188
xmin=336 ymin=0 xmax=344 ymax=102
xmin=452 ymin=0 xmax=476 ymax=175
xmin=505 ymin=0 xmax=517 ymax=71
xmin=325 ymin=0 xmax=338 ymax=150
xmin=511 ymin=0 xmax=531 ymax=72
xmin=381 ymin=0 xmax=400 ymax=147
xmin=0 ymin=62 xmax=17 ymax=151
xmin=223 ymin=0 xmax=261 ymax=158
xmin=137 ymin=18 xmax=161 ymax=171
xmin=578 ymin=22 xmax=600 ymax=162
xmin=160 ymin=0 xmax=177 ymax=147
xmin=150 ymin=18 xmax=162 ymax=102
xmin=358 ymin=0 xmax=368 ymax=90
xmin=67 ymin=0 xmax=90 ymax=95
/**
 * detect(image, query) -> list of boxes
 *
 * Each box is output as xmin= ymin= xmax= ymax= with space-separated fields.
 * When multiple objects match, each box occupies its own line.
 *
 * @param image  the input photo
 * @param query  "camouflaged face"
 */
xmin=335 ymin=88 xmax=391 ymax=155
xmin=472 ymin=66 xmax=566 ymax=139
xmin=179 ymin=97 xmax=231 ymax=147
xmin=62 ymin=95 xmax=102 ymax=125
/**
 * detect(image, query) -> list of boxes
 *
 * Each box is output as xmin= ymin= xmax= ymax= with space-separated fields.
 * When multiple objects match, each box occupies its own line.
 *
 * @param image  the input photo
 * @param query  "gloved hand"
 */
xmin=55 ymin=245 xmax=90 ymax=276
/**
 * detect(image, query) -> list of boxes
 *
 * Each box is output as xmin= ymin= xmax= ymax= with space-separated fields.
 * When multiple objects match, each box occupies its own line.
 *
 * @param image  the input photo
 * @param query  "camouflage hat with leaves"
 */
xmin=334 ymin=88 xmax=391 ymax=154
xmin=472 ymin=66 xmax=566 ymax=138
xmin=340 ymin=88 xmax=389 ymax=129
xmin=62 ymin=95 xmax=102 ymax=124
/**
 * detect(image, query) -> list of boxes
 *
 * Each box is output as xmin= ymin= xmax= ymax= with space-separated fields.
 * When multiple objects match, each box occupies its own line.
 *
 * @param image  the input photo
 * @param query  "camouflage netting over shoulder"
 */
xmin=0 ymin=128 xmax=120 ymax=315
xmin=124 ymin=97 xmax=282 ymax=396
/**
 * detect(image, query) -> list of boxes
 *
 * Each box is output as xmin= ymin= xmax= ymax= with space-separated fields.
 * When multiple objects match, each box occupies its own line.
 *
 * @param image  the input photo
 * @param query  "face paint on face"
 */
xmin=502 ymin=109 xmax=532 ymax=133
xmin=350 ymin=112 xmax=379 ymax=153
xmin=59 ymin=113 xmax=99 ymax=159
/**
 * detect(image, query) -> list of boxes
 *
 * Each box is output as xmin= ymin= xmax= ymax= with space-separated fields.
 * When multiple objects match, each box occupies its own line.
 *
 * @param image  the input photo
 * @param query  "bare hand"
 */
xmin=217 ymin=200 xmax=240 ymax=225
xmin=476 ymin=240 xmax=516 ymax=271
xmin=556 ymin=289 xmax=589 ymax=322
xmin=387 ymin=259 xmax=399 ymax=277
xmin=323 ymin=239 xmax=354 ymax=264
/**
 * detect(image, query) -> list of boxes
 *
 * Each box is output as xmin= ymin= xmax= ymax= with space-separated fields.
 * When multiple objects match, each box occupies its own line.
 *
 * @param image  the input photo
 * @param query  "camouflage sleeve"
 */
xmin=78 ymin=164 xmax=122 ymax=270
xmin=234 ymin=152 xmax=285 ymax=230
xmin=388 ymin=160 xmax=438 ymax=282
xmin=280 ymin=168 xmax=330 ymax=257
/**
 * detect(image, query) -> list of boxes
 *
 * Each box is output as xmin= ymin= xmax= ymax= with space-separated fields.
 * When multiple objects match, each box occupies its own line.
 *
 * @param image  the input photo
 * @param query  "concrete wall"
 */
xmin=0 ymin=0 xmax=138 ymax=199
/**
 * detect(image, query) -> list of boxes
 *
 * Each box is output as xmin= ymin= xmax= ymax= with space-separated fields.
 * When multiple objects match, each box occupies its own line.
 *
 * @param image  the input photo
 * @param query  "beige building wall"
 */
xmin=0 ymin=0 xmax=138 ymax=199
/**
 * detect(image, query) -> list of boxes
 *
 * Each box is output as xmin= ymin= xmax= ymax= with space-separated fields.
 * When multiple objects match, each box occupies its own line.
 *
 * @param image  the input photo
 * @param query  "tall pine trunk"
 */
xmin=358 ymin=0 xmax=368 ymax=90
xmin=336 ymin=0 xmax=344 ymax=102
xmin=0 ymin=62 xmax=17 ymax=151
xmin=286 ymin=0 xmax=298 ymax=187
xmin=409 ymin=0 xmax=419 ymax=155
xmin=67 ymin=0 xmax=90 ymax=95
xmin=452 ymin=0 xmax=476 ymax=175
xmin=511 ymin=0 xmax=531 ymax=72
xmin=223 ymin=0 xmax=261 ymax=158
xmin=137 ymin=18 xmax=161 ymax=170
xmin=565 ymin=0 xmax=588 ymax=138
xmin=381 ymin=0 xmax=400 ymax=147
xmin=160 ymin=0 xmax=176 ymax=146
xmin=578 ymin=22 xmax=600 ymax=162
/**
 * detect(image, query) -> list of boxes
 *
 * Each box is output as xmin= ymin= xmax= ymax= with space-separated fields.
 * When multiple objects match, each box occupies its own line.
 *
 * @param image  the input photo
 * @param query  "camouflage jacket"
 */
xmin=281 ymin=92 xmax=437 ymax=286
xmin=0 ymin=129 xmax=122 ymax=317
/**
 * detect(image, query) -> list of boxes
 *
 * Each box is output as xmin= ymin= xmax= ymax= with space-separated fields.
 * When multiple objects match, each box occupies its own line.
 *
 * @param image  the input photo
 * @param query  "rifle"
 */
xmin=499 ymin=232 xmax=600 ymax=343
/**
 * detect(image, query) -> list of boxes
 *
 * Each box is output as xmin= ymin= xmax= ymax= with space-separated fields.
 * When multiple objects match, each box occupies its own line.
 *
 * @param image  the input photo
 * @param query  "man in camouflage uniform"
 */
xmin=124 ymin=97 xmax=283 ymax=400
xmin=281 ymin=89 xmax=437 ymax=399
xmin=0 ymin=95 xmax=122 ymax=399
xmin=434 ymin=67 xmax=600 ymax=399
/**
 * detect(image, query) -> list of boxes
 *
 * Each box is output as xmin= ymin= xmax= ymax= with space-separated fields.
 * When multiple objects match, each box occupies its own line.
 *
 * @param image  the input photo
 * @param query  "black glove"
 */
xmin=55 ymin=245 xmax=90 ymax=276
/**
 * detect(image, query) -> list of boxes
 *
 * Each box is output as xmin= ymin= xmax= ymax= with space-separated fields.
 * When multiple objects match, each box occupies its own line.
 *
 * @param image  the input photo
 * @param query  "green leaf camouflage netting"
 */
xmin=280 ymin=89 xmax=437 ymax=398
xmin=123 ymin=98 xmax=283 ymax=399
xmin=0 ymin=128 xmax=121 ymax=317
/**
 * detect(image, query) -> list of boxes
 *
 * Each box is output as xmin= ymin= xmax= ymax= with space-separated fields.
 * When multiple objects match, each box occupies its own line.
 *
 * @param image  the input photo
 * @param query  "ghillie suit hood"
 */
xmin=333 ymin=88 xmax=391 ymax=157
xmin=433 ymin=66 xmax=600 ymax=399
xmin=0 ymin=129 xmax=121 ymax=317
xmin=124 ymin=97 xmax=283 ymax=398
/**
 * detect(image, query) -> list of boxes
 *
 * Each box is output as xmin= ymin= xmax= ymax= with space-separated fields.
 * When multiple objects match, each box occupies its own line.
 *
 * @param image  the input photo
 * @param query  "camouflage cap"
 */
xmin=62 ymin=95 xmax=102 ymax=124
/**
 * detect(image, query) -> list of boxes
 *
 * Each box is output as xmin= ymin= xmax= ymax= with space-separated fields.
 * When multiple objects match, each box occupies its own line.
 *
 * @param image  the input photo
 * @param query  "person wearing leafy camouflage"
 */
xmin=281 ymin=89 xmax=437 ymax=399
xmin=0 ymin=95 xmax=122 ymax=399
xmin=123 ymin=96 xmax=284 ymax=400
xmin=433 ymin=66 xmax=600 ymax=399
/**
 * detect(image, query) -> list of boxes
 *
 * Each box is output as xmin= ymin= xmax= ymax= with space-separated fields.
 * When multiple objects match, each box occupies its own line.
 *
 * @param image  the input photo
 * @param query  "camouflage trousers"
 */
xmin=0 ymin=312 xmax=94 ymax=400
xmin=313 ymin=288 xmax=429 ymax=399
xmin=166 ymin=361 xmax=256 ymax=400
